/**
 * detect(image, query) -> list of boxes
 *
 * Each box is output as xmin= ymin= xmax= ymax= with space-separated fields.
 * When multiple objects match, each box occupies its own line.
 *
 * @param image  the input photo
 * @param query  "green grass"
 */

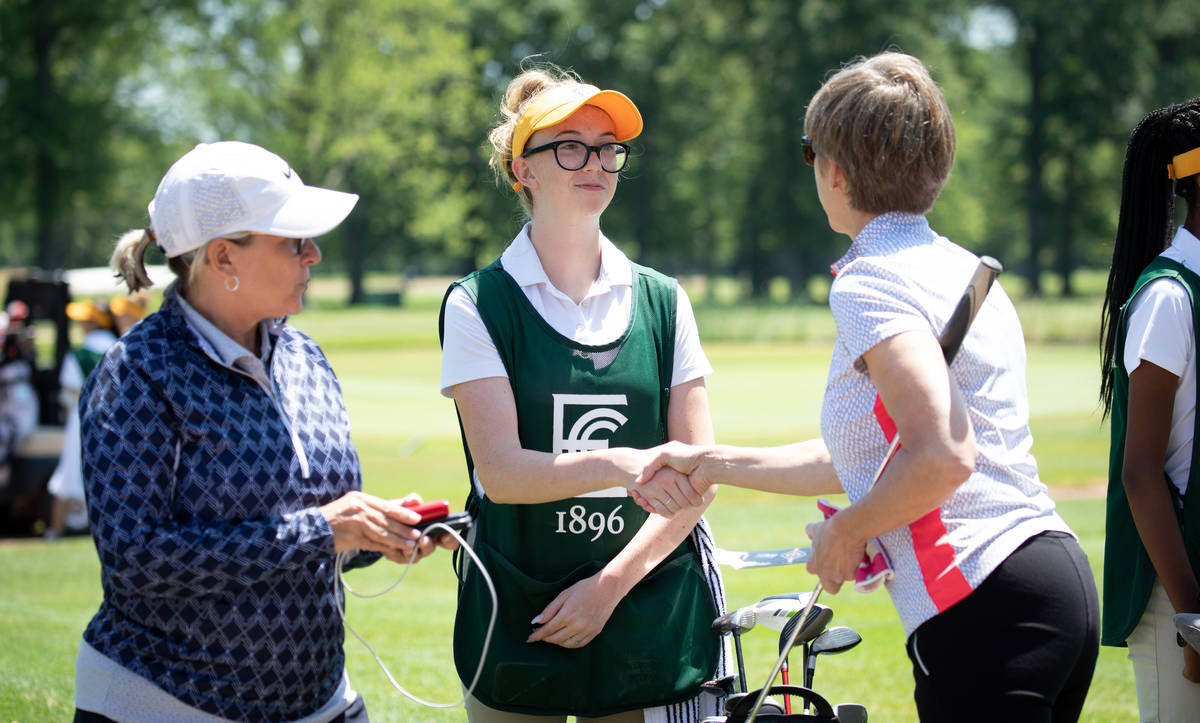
xmin=0 ymin=298 xmax=1133 ymax=722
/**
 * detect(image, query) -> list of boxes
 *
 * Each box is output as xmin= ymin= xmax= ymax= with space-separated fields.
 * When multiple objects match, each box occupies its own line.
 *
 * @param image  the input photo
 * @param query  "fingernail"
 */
xmin=531 ymin=614 xmax=542 ymax=625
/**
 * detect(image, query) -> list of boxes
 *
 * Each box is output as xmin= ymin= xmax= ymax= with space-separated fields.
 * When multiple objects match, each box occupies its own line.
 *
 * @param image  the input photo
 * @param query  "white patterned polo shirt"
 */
xmin=821 ymin=211 xmax=1072 ymax=636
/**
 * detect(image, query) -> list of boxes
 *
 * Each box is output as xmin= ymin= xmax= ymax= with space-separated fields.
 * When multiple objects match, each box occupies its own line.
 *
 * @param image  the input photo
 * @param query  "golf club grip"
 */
xmin=939 ymin=256 xmax=1002 ymax=365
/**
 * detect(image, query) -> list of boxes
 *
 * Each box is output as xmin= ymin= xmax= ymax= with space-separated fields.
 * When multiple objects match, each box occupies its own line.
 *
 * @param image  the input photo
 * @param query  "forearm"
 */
xmin=1123 ymin=362 xmax=1200 ymax=612
xmin=455 ymin=376 xmax=649 ymax=503
xmin=827 ymin=442 xmax=969 ymax=543
xmin=699 ymin=439 xmax=842 ymax=496
xmin=1124 ymin=469 xmax=1200 ymax=612
xmin=476 ymin=446 xmax=643 ymax=504
xmin=600 ymin=490 xmax=714 ymax=598
xmin=602 ymin=375 xmax=715 ymax=594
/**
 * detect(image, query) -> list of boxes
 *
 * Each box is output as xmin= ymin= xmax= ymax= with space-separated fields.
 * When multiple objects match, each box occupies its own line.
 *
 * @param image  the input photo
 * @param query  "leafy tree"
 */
xmin=165 ymin=0 xmax=484 ymax=303
xmin=0 ymin=0 xmax=194 ymax=270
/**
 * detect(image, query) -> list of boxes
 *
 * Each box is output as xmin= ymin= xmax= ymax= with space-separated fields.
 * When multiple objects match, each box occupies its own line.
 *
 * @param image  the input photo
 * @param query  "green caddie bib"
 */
xmin=73 ymin=347 xmax=106 ymax=380
xmin=1103 ymin=256 xmax=1200 ymax=646
xmin=439 ymin=258 xmax=719 ymax=716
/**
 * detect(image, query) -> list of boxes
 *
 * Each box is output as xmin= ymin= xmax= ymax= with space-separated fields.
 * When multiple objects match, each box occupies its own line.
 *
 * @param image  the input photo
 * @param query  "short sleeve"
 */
xmin=1123 ymin=277 xmax=1193 ymax=378
xmin=829 ymin=260 xmax=930 ymax=364
xmin=440 ymin=285 xmax=508 ymax=397
xmin=672 ymin=284 xmax=713 ymax=387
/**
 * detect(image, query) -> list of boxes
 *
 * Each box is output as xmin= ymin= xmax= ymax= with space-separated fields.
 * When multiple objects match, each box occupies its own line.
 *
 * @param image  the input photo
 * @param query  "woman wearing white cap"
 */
xmin=74 ymin=141 xmax=449 ymax=722
xmin=439 ymin=66 xmax=728 ymax=721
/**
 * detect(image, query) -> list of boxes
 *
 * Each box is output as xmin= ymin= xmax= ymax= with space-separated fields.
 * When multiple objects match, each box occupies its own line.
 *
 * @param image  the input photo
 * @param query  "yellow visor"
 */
xmin=110 ymin=294 xmax=149 ymax=321
xmin=512 ymin=84 xmax=643 ymax=159
xmin=1167 ymin=147 xmax=1200 ymax=179
xmin=66 ymin=301 xmax=113 ymax=328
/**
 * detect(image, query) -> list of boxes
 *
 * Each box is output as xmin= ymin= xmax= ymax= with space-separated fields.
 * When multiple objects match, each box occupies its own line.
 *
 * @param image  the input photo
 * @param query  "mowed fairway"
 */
xmin=0 ymin=300 xmax=1134 ymax=722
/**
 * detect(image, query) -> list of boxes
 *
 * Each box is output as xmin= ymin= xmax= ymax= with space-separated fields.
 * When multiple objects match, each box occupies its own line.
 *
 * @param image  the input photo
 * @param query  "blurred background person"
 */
xmin=1099 ymin=96 xmax=1200 ymax=722
xmin=45 ymin=298 xmax=119 ymax=541
xmin=109 ymin=291 xmax=150 ymax=336
xmin=74 ymin=140 xmax=448 ymax=723
xmin=0 ymin=301 xmax=39 ymax=491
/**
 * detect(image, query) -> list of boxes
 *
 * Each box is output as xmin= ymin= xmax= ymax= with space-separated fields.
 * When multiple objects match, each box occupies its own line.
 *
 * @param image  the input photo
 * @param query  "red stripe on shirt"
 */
xmin=872 ymin=393 xmax=973 ymax=612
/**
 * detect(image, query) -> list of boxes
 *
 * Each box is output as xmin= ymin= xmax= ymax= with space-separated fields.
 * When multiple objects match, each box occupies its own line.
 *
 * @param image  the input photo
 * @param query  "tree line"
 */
xmin=2 ymin=0 xmax=1198 ymax=303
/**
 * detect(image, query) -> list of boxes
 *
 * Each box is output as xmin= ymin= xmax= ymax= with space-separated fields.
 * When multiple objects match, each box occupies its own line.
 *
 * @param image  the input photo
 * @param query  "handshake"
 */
xmin=618 ymin=440 xmax=894 ymax=595
xmin=623 ymin=440 xmax=716 ymax=518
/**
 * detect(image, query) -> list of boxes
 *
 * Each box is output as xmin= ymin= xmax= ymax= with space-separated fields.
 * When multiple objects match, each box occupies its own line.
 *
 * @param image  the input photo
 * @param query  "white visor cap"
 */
xmin=148 ymin=141 xmax=358 ymax=258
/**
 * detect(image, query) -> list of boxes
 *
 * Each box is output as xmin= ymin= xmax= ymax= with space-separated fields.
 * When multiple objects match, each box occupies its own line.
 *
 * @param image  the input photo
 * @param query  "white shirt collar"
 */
xmin=172 ymin=285 xmax=274 ymax=369
xmin=500 ymin=222 xmax=633 ymax=300
xmin=1169 ymin=225 xmax=1200 ymax=267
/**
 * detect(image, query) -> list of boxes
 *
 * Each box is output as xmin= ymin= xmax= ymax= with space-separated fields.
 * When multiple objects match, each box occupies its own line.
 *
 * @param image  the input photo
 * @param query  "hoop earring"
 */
xmin=225 ymin=275 xmax=240 ymax=292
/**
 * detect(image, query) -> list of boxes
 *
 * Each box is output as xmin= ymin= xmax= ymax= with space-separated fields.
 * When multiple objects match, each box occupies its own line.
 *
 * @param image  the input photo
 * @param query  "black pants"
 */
xmin=905 ymin=531 xmax=1099 ymax=723
xmin=75 ymin=692 xmax=369 ymax=722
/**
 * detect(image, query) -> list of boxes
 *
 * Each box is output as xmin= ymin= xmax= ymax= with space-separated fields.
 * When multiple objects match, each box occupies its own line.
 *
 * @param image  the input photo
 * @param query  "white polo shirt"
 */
xmin=822 ymin=212 xmax=1070 ymax=636
xmin=440 ymin=222 xmax=712 ymax=396
xmin=1122 ymin=225 xmax=1200 ymax=497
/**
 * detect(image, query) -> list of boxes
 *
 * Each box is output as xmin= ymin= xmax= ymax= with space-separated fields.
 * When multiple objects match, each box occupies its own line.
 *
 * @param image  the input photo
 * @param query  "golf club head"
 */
xmin=811 ymin=625 xmax=862 ymax=656
xmin=1176 ymin=612 xmax=1200 ymax=651
xmin=712 ymin=605 xmax=757 ymax=635
xmin=835 ymin=702 xmax=869 ymax=723
xmin=779 ymin=603 xmax=832 ymax=654
xmin=805 ymin=625 xmax=863 ymax=691
xmin=751 ymin=594 xmax=811 ymax=632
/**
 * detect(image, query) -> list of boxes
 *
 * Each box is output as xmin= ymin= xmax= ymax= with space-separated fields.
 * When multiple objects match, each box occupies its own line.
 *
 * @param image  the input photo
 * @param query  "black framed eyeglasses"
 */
xmin=521 ymin=140 xmax=630 ymax=173
xmin=801 ymin=135 xmax=816 ymax=166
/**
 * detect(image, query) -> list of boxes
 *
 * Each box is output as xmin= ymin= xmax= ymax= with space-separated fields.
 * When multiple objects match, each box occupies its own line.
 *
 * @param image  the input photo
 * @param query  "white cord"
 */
xmin=335 ymin=522 xmax=498 ymax=708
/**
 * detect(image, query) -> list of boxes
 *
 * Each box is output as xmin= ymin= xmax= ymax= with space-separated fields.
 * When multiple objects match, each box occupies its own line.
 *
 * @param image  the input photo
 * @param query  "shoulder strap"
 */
xmin=631 ymin=262 xmax=677 ymax=436
xmin=438 ymin=259 xmax=508 ymax=526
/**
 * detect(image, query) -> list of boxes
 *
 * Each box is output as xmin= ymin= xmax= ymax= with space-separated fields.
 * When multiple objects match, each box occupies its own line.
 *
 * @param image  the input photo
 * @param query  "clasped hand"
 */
xmin=627 ymin=441 xmax=868 ymax=593
xmin=625 ymin=441 xmax=711 ymax=517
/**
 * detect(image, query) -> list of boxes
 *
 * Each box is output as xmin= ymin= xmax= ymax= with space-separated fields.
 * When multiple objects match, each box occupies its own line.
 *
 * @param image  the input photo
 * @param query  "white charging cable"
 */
xmin=335 ymin=521 xmax=497 ymax=708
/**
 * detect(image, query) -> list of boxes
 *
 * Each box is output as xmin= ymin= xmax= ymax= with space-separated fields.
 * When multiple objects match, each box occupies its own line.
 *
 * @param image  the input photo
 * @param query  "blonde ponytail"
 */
xmin=487 ymin=64 xmax=581 ymax=212
xmin=110 ymin=229 xmax=156 ymax=292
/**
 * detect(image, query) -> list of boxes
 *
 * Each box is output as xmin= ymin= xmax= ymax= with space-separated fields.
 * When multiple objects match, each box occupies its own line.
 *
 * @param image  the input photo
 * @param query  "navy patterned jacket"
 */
xmin=79 ymin=290 xmax=367 ymax=721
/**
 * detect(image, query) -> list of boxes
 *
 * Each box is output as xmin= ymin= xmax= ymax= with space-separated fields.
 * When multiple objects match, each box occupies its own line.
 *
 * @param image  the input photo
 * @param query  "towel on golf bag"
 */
xmin=816 ymin=498 xmax=894 ymax=593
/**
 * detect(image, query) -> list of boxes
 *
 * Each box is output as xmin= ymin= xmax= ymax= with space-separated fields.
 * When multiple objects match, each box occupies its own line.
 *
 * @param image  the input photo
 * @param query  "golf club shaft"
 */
xmin=745 ymin=256 xmax=1001 ymax=723
xmin=733 ymin=631 xmax=748 ymax=693
xmin=780 ymin=657 xmax=790 ymax=714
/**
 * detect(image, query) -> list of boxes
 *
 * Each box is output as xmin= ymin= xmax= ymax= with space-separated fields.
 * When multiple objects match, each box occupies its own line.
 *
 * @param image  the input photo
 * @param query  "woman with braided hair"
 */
xmin=1100 ymin=98 xmax=1200 ymax=721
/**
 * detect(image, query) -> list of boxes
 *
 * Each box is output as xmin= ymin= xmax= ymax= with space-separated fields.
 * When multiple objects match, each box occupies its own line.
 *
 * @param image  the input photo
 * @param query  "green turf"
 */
xmin=0 ymin=300 xmax=1136 ymax=722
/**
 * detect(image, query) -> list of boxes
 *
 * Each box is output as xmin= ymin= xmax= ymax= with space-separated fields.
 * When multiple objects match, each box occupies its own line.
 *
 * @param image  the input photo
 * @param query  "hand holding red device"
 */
xmin=401 ymin=498 xmax=472 ymax=538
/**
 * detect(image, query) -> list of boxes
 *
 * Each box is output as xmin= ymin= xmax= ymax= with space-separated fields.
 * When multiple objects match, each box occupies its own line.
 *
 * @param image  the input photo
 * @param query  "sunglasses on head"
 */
xmin=801 ymin=136 xmax=816 ymax=166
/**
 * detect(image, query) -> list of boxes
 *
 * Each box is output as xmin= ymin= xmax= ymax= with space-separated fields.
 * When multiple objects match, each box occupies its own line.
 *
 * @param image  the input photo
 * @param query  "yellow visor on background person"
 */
xmin=512 ymin=84 xmax=643 ymax=159
xmin=110 ymin=294 xmax=149 ymax=321
xmin=66 ymin=300 xmax=113 ymax=328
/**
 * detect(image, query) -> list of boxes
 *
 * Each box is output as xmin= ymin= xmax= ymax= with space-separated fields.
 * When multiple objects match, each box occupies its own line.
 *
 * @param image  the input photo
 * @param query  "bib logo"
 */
xmin=552 ymin=393 xmax=629 ymax=453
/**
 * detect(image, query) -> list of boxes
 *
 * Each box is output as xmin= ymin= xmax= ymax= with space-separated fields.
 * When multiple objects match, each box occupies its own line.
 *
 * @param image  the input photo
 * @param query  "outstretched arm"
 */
xmin=631 ymin=437 xmax=843 ymax=515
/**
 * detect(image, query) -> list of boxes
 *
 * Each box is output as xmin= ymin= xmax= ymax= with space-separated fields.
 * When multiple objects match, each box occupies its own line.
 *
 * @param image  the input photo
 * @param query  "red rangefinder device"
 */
xmin=401 ymin=498 xmax=472 ymax=538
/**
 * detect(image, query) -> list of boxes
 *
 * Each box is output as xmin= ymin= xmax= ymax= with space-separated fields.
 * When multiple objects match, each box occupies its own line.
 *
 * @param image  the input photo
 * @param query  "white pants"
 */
xmin=1127 ymin=580 xmax=1200 ymax=722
